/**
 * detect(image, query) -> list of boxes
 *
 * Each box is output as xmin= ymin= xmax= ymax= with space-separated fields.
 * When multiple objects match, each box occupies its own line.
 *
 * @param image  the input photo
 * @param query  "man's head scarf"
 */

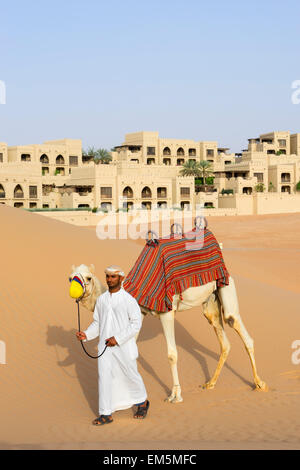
xmin=104 ymin=265 xmax=125 ymax=277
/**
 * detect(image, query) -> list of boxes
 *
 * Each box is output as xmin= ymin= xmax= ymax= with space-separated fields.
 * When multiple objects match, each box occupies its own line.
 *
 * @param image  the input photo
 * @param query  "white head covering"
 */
xmin=104 ymin=265 xmax=125 ymax=277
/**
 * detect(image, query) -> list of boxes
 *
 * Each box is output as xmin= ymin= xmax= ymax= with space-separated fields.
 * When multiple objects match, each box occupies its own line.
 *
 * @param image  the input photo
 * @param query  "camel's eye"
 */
xmin=86 ymin=277 xmax=92 ymax=282
xmin=69 ymin=277 xmax=72 ymax=282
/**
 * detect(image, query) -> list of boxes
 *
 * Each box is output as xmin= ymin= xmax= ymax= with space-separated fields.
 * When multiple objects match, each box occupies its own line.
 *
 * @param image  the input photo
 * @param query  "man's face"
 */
xmin=106 ymin=273 xmax=122 ymax=289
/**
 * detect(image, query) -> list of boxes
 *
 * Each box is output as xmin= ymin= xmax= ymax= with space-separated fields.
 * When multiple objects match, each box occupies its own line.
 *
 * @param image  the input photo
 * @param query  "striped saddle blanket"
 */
xmin=123 ymin=228 xmax=230 ymax=313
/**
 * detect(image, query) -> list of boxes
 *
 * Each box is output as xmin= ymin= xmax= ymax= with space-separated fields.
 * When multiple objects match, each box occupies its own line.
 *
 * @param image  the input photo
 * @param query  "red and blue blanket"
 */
xmin=123 ymin=228 xmax=230 ymax=313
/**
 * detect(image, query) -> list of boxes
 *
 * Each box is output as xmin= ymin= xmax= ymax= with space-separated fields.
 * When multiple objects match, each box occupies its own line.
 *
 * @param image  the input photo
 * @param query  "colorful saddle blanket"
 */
xmin=123 ymin=228 xmax=230 ymax=313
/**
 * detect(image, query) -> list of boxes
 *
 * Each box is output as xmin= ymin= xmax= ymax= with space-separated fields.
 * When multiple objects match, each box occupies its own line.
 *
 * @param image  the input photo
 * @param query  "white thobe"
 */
xmin=83 ymin=287 xmax=147 ymax=416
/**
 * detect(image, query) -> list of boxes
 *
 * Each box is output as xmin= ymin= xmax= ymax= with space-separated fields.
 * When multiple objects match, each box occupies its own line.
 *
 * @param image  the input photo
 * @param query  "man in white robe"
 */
xmin=76 ymin=265 xmax=149 ymax=425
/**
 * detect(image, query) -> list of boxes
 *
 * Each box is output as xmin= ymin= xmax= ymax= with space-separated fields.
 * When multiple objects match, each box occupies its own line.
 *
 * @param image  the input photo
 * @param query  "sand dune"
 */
xmin=0 ymin=205 xmax=300 ymax=449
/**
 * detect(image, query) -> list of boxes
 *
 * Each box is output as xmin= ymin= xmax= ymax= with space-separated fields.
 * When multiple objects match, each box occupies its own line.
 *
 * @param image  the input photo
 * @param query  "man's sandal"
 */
xmin=92 ymin=415 xmax=113 ymax=426
xmin=134 ymin=400 xmax=150 ymax=419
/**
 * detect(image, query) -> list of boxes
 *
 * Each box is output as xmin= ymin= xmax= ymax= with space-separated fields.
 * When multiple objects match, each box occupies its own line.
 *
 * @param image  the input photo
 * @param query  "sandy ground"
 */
xmin=0 ymin=205 xmax=300 ymax=450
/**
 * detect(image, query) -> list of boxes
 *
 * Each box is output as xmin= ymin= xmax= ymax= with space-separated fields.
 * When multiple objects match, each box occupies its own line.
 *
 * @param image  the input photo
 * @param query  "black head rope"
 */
xmin=76 ymin=299 xmax=107 ymax=359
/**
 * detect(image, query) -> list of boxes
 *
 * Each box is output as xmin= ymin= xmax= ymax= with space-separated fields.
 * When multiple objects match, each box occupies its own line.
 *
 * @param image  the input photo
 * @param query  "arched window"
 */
xmin=123 ymin=186 xmax=133 ymax=198
xmin=163 ymin=147 xmax=171 ymax=156
xmin=0 ymin=184 xmax=5 ymax=198
xmin=56 ymin=155 xmax=65 ymax=165
xmin=14 ymin=184 xmax=24 ymax=198
xmin=141 ymin=201 xmax=152 ymax=210
xmin=141 ymin=186 xmax=152 ymax=198
xmin=123 ymin=201 xmax=134 ymax=210
xmin=177 ymin=147 xmax=185 ymax=156
xmin=180 ymin=201 xmax=190 ymax=210
xmin=101 ymin=202 xmax=112 ymax=211
xmin=243 ymin=187 xmax=252 ymax=195
xmin=40 ymin=154 xmax=49 ymax=164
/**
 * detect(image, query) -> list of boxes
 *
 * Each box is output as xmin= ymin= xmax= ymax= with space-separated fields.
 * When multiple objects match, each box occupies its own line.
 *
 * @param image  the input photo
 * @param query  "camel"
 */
xmin=69 ymin=261 xmax=268 ymax=403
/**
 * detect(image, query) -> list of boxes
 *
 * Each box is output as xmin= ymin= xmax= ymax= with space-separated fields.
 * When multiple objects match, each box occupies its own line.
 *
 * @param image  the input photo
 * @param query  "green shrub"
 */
xmin=221 ymin=189 xmax=234 ymax=195
xmin=254 ymin=183 xmax=265 ymax=192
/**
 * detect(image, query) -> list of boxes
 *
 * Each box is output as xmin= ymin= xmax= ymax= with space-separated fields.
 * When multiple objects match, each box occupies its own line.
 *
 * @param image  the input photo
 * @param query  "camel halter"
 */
xmin=70 ymin=273 xmax=108 ymax=359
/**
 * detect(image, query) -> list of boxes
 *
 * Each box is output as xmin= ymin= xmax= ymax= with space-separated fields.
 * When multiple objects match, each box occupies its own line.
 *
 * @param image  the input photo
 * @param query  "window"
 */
xmin=157 ymin=187 xmax=167 ymax=198
xmin=123 ymin=186 xmax=133 ymax=198
xmin=21 ymin=154 xmax=31 ymax=162
xmin=0 ymin=153 xmax=3 ymax=162
xmin=141 ymin=186 xmax=152 ymax=198
xmin=163 ymin=147 xmax=171 ymax=155
xmin=207 ymin=149 xmax=214 ymax=157
xmin=100 ymin=187 xmax=112 ymax=198
xmin=278 ymin=139 xmax=286 ymax=147
xmin=180 ymin=187 xmax=190 ymax=196
xmin=147 ymin=158 xmax=155 ymax=165
xmin=177 ymin=147 xmax=184 ymax=156
xmin=40 ymin=154 xmax=49 ymax=164
xmin=189 ymin=148 xmax=196 ymax=156
xmin=69 ymin=156 xmax=78 ymax=166
xmin=0 ymin=184 xmax=5 ymax=198
xmin=30 ymin=202 xmax=37 ymax=208
xmin=147 ymin=147 xmax=155 ymax=155
xmin=29 ymin=186 xmax=38 ymax=198
xmin=14 ymin=185 xmax=24 ymax=198
xmin=254 ymin=173 xmax=264 ymax=182
xmin=56 ymin=155 xmax=65 ymax=164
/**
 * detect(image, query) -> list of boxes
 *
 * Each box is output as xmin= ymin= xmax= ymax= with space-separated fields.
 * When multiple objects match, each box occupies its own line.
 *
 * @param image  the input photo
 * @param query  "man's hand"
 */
xmin=105 ymin=336 xmax=118 ymax=347
xmin=76 ymin=331 xmax=87 ymax=341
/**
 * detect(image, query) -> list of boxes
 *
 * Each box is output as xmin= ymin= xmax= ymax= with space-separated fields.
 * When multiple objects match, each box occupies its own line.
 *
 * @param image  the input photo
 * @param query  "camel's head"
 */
xmin=69 ymin=264 xmax=96 ymax=301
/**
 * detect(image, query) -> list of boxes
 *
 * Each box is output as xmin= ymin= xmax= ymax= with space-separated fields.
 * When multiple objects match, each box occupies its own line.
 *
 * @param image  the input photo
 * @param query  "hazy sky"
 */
xmin=0 ymin=0 xmax=299 ymax=153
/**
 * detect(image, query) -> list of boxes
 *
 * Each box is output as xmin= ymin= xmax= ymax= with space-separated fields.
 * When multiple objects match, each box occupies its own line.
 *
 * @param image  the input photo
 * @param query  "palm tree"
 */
xmin=198 ymin=161 xmax=214 ymax=186
xmin=179 ymin=160 xmax=201 ymax=177
xmin=268 ymin=181 xmax=275 ymax=192
xmin=82 ymin=146 xmax=98 ymax=163
xmin=95 ymin=148 xmax=112 ymax=165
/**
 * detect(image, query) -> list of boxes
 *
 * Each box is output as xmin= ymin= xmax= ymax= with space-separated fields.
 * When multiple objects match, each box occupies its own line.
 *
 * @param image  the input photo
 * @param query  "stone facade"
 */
xmin=0 ymin=131 xmax=300 ymax=214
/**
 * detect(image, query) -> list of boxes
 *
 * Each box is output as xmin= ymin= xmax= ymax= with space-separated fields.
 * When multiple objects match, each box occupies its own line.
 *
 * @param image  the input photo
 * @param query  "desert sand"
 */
xmin=0 ymin=205 xmax=300 ymax=450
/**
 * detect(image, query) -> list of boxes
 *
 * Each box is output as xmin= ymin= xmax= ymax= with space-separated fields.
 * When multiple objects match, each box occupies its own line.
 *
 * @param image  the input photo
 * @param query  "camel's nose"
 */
xmin=69 ymin=280 xmax=84 ymax=299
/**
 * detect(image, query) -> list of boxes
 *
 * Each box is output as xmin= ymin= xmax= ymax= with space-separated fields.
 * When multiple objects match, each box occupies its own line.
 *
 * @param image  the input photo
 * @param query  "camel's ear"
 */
xmin=89 ymin=264 xmax=95 ymax=273
xmin=71 ymin=264 xmax=75 ymax=272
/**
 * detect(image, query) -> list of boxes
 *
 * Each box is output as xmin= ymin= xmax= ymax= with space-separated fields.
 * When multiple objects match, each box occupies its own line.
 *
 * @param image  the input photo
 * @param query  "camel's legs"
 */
xmin=202 ymin=293 xmax=231 ymax=389
xmin=160 ymin=309 xmax=183 ymax=403
xmin=218 ymin=277 xmax=268 ymax=391
xmin=135 ymin=313 xmax=145 ymax=342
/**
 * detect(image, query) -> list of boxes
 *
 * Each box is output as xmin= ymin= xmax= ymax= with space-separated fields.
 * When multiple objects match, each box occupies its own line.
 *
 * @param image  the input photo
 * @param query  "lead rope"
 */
xmin=76 ymin=300 xmax=108 ymax=359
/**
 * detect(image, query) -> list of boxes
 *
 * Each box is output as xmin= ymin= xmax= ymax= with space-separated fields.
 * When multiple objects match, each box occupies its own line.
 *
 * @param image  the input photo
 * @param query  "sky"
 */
xmin=0 ymin=0 xmax=300 ymax=153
